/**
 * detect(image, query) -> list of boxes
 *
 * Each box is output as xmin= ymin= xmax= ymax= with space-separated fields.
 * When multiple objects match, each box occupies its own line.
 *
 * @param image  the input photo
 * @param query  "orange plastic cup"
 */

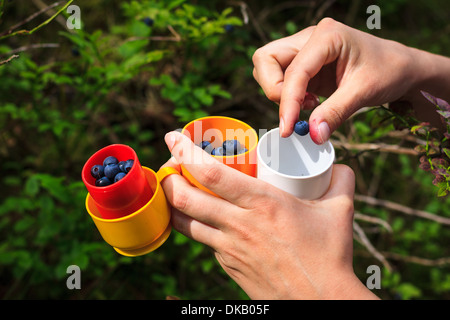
xmin=181 ymin=116 xmax=258 ymax=195
xmin=85 ymin=166 xmax=179 ymax=257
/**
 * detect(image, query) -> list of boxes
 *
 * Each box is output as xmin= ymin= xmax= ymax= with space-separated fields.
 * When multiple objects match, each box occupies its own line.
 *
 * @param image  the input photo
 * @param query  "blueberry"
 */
xmin=114 ymin=172 xmax=127 ymax=183
xmin=223 ymin=139 xmax=241 ymax=155
xmin=237 ymin=147 xmax=248 ymax=154
xmin=90 ymin=164 xmax=104 ymax=179
xmin=294 ymin=121 xmax=309 ymax=136
xmin=212 ymin=147 xmax=223 ymax=156
xmin=103 ymin=156 xmax=118 ymax=167
xmin=141 ymin=17 xmax=154 ymax=27
xmin=118 ymin=161 xmax=126 ymax=172
xmin=224 ymin=24 xmax=234 ymax=33
xmin=124 ymin=159 xmax=134 ymax=172
xmin=200 ymin=141 xmax=211 ymax=150
xmin=199 ymin=141 xmax=215 ymax=154
xmin=95 ymin=176 xmax=112 ymax=187
xmin=104 ymin=163 xmax=121 ymax=180
xmin=71 ymin=48 xmax=80 ymax=57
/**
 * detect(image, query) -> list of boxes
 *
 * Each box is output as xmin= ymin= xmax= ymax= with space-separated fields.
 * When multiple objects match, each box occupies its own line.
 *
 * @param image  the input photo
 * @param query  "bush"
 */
xmin=0 ymin=0 xmax=449 ymax=299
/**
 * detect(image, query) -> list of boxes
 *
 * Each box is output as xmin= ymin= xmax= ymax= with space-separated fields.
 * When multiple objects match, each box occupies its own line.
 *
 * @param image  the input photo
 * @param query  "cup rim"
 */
xmin=257 ymin=127 xmax=335 ymax=180
xmin=85 ymin=166 xmax=159 ymax=223
xmin=181 ymin=116 xmax=258 ymax=158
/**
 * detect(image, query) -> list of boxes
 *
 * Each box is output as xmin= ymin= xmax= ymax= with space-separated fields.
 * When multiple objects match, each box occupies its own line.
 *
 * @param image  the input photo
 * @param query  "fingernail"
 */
xmin=279 ymin=117 xmax=285 ymax=137
xmin=165 ymin=132 xmax=177 ymax=150
xmin=317 ymin=122 xmax=331 ymax=144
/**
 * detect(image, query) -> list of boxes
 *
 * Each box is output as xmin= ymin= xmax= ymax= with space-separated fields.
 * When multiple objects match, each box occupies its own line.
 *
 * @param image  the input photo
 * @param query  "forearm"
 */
xmin=405 ymin=47 xmax=450 ymax=126
xmin=412 ymin=49 xmax=450 ymax=101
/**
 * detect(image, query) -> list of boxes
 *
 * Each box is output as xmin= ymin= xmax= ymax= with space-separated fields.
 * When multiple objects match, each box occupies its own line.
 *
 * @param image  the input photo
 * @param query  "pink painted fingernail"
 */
xmin=317 ymin=122 xmax=331 ymax=144
xmin=279 ymin=117 xmax=285 ymax=137
xmin=164 ymin=132 xmax=177 ymax=150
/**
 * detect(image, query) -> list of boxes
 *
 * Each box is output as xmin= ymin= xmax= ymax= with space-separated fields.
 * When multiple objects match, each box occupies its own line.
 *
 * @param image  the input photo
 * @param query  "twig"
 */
xmin=367 ymin=152 xmax=388 ymax=197
xmin=124 ymin=25 xmax=181 ymax=43
xmin=0 ymin=0 xmax=73 ymax=41
xmin=257 ymin=1 xmax=316 ymax=23
xmin=353 ymin=221 xmax=392 ymax=272
xmin=382 ymin=252 xmax=450 ymax=267
xmin=354 ymin=194 xmax=450 ymax=225
xmin=6 ymin=43 xmax=59 ymax=55
xmin=0 ymin=54 xmax=19 ymax=66
xmin=331 ymin=139 xmax=419 ymax=156
xmin=31 ymin=0 xmax=67 ymax=29
xmin=228 ymin=1 xmax=268 ymax=43
xmin=0 ymin=0 xmax=5 ymax=24
xmin=312 ymin=0 xmax=337 ymax=24
xmin=0 ymin=1 xmax=62 ymax=37
xmin=354 ymin=211 xmax=393 ymax=233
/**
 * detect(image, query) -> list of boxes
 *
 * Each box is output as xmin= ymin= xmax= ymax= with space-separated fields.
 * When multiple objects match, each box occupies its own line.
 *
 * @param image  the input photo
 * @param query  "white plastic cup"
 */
xmin=257 ymin=128 xmax=335 ymax=200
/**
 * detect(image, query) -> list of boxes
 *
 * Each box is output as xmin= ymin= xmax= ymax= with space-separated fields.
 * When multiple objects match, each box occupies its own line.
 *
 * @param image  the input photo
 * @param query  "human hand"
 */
xmin=252 ymin=18 xmax=442 ymax=144
xmin=160 ymin=131 xmax=378 ymax=299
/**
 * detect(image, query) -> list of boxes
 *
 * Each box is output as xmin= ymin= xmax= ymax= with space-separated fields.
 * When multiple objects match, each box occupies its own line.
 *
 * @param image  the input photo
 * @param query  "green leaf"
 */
xmin=437 ymin=110 xmax=450 ymax=119
xmin=14 ymin=216 xmax=35 ymax=232
xmin=396 ymin=283 xmax=422 ymax=300
xmin=24 ymin=176 xmax=40 ymax=196
xmin=437 ymin=186 xmax=449 ymax=197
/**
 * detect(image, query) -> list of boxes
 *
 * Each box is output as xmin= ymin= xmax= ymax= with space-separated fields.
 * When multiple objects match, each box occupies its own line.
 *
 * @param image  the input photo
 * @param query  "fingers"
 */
xmin=308 ymin=85 xmax=362 ymax=144
xmin=164 ymin=131 xmax=264 ymax=208
xmin=321 ymin=164 xmax=355 ymax=201
xmin=170 ymin=208 xmax=223 ymax=249
xmin=161 ymin=166 xmax=237 ymax=230
xmin=252 ymin=27 xmax=315 ymax=104
xmin=279 ymin=19 xmax=345 ymax=138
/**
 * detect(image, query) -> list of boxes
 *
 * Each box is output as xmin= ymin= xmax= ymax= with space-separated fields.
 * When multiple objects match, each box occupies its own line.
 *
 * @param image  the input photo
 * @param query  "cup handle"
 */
xmin=156 ymin=166 xmax=180 ymax=182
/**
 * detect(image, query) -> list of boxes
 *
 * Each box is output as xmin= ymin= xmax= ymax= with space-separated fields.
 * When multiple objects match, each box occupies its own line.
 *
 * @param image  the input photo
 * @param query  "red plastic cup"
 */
xmin=81 ymin=144 xmax=154 ymax=219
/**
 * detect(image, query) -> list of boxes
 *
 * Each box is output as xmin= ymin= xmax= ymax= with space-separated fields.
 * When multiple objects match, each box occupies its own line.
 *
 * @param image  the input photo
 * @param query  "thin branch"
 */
xmin=0 ymin=54 xmax=19 ymax=66
xmin=257 ymin=1 xmax=316 ymax=23
xmin=331 ymin=139 xmax=419 ymax=156
xmin=228 ymin=1 xmax=268 ymax=43
xmin=382 ymin=251 xmax=450 ymax=267
xmin=0 ymin=0 xmax=5 ymax=24
xmin=353 ymin=221 xmax=392 ymax=272
xmin=354 ymin=211 xmax=393 ymax=233
xmin=0 ymin=1 xmax=62 ymax=37
xmin=32 ymin=0 xmax=67 ymax=29
xmin=0 ymin=0 xmax=73 ymax=41
xmin=124 ymin=25 xmax=181 ymax=43
xmin=311 ymin=0 xmax=337 ymax=24
xmin=6 ymin=43 xmax=59 ymax=55
xmin=354 ymin=194 xmax=450 ymax=226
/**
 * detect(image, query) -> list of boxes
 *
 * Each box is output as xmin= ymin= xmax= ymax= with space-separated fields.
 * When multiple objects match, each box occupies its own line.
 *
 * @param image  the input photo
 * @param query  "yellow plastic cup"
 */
xmin=181 ymin=116 xmax=258 ymax=196
xmin=85 ymin=166 xmax=179 ymax=257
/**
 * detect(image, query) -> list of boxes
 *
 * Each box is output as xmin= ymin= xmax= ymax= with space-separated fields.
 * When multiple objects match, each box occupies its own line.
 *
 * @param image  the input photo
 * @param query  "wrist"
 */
xmin=397 ymin=46 xmax=450 ymax=128
xmin=405 ymin=46 xmax=450 ymax=99
xmin=322 ymin=269 xmax=380 ymax=300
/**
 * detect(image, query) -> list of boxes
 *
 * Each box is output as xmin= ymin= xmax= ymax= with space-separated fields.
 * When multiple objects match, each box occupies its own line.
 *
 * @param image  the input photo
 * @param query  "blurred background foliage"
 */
xmin=0 ymin=0 xmax=449 ymax=299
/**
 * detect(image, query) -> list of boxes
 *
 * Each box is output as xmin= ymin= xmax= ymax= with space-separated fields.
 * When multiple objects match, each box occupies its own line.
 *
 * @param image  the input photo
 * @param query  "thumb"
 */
xmin=309 ymin=85 xmax=362 ymax=145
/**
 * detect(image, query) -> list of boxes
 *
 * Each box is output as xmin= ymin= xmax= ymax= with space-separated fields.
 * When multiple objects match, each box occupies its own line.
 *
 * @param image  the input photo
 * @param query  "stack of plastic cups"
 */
xmin=181 ymin=116 xmax=259 ymax=195
xmin=82 ymin=144 xmax=178 ymax=257
xmin=81 ymin=117 xmax=259 ymax=257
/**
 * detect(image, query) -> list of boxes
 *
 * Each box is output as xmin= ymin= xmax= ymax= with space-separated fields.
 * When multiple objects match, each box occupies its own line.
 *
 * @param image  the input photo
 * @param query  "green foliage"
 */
xmin=1 ymin=0 xmax=450 ymax=300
